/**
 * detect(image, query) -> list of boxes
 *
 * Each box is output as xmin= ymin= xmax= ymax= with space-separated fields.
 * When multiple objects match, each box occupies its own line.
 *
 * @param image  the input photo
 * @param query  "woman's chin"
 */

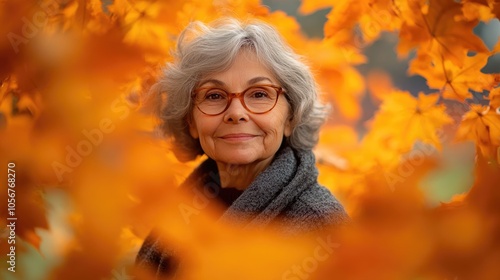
xmin=217 ymin=155 xmax=256 ymax=166
xmin=212 ymin=150 xmax=261 ymax=166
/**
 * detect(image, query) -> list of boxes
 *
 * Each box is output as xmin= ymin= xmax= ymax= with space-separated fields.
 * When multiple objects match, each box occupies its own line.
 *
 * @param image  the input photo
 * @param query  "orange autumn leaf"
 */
xmin=35 ymin=0 xmax=80 ymax=35
xmin=108 ymin=0 xmax=173 ymax=54
xmin=3 ymin=0 xmax=500 ymax=279
xmin=455 ymin=104 xmax=500 ymax=159
xmin=0 ymin=167 xmax=48 ymax=248
xmin=174 ymin=0 xmax=270 ymax=32
xmin=264 ymin=11 xmax=305 ymax=49
xmin=216 ymin=0 xmax=270 ymax=18
xmin=495 ymin=1 xmax=500 ymax=18
xmin=366 ymin=69 xmax=394 ymax=102
xmin=357 ymin=0 xmax=402 ymax=42
xmin=460 ymin=0 xmax=496 ymax=21
xmin=298 ymin=0 xmax=335 ymax=15
xmin=309 ymin=37 xmax=366 ymax=65
xmin=316 ymin=125 xmax=358 ymax=170
xmin=468 ymin=0 xmax=500 ymax=19
xmin=489 ymin=87 xmax=500 ymax=108
xmin=320 ymin=0 xmax=401 ymax=45
xmin=409 ymin=51 xmax=497 ymax=101
xmin=398 ymin=0 xmax=489 ymax=67
xmin=317 ymin=66 xmax=365 ymax=121
xmin=323 ymin=0 xmax=364 ymax=42
xmin=367 ymin=91 xmax=453 ymax=151
xmin=318 ymin=125 xmax=359 ymax=150
xmin=495 ymin=38 xmax=500 ymax=53
xmin=301 ymin=38 xmax=366 ymax=121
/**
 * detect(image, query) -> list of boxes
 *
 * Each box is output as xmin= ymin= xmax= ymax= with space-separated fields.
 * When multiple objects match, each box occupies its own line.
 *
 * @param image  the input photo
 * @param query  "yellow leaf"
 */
xmin=409 ymin=52 xmax=496 ymax=101
xmin=109 ymin=0 xmax=172 ymax=53
xmin=367 ymin=91 xmax=453 ymax=152
xmin=489 ymin=87 xmax=500 ymax=108
xmin=324 ymin=0 xmax=401 ymax=45
xmin=456 ymin=104 xmax=500 ymax=159
xmin=461 ymin=0 xmax=495 ymax=21
xmin=367 ymin=69 xmax=394 ymax=102
xmin=398 ymin=0 xmax=489 ymax=67
xmin=317 ymin=67 xmax=365 ymax=121
xmin=298 ymin=0 xmax=335 ymax=15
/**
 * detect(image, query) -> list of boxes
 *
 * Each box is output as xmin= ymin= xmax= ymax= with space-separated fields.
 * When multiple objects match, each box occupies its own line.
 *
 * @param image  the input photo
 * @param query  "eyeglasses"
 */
xmin=192 ymin=84 xmax=285 ymax=116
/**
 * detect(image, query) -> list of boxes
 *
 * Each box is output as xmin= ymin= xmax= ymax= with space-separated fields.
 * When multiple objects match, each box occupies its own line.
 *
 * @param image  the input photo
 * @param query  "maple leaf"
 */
xmin=494 ymin=37 xmax=500 ymax=53
xmin=320 ymin=0 xmax=401 ymax=45
xmin=322 ymin=0 xmax=365 ymax=43
xmin=215 ymin=0 xmax=270 ymax=18
xmin=464 ymin=0 xmax=499 ymax=16
xmin=317 ymin=66 xmax=365 ymax=121
xmin=366 ymin=91 xmax=453 ymax=152
xmin=455 ymin=104 xmax=500 ymax=160
xmin=357 ymin=0 xmax=402 ymax=41
xmin=313 ymin=37 xmax=367 ymax=65
xmin=460 ymin=0 xmax=496 ymax=21
xmin=366 ymin=69 xmax=394 ymax=102
xmin=264 ymin=10 xmax=304 ymax=47
xmin=489 ymin=87 xmax=500 ymax=108
xmin=108 ymin=0 xmax=172 ymax=53
xmin=33 ymin=0 xmax=80 ymax=35
xmin=85 ymin=0 xmax=115 ymax=35
xmin=316 ymin=125 xmax=357 ymax=170
xmin=297 ymin=38 xmax=366 ymax=121
xmin=409 ymin=51 xmax=497 ymax=101
xmin=0 ymin=171 xmax=48 ymax=250
xmin=4 ymin=0 xmax=500 ymax=279
xmin=398 ymin=0 xmax=489 ymax=67
xmin=493 ymin=2 xmax=500 ymax=18
xmin=298 ymin=0 xmax=335 ymax=15
xmin=468 ymin=137 xmax=500 ymax=199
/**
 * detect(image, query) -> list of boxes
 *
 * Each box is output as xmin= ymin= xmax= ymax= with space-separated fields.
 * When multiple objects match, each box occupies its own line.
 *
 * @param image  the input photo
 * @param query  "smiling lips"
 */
xmin=219 ymin=133 xmax=258 ymax=142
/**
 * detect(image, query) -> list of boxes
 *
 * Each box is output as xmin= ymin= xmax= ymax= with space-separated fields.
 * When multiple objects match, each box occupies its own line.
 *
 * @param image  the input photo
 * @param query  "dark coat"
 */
xmin=136 ymin=145 xmax=349 ymax=278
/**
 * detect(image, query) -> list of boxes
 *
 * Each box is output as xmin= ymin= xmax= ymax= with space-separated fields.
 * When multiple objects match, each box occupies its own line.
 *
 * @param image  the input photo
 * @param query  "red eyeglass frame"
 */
xmin=192 ymin=84 xmax=285 ymax=116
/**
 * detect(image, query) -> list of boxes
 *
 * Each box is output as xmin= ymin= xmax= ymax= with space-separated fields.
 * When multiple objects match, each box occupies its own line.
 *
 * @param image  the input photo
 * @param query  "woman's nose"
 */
xmin=223 ymin=97 xmax=249 ymax=124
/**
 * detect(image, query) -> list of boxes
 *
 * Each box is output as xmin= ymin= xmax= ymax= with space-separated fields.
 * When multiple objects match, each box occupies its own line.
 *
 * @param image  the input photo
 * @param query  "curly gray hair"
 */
xmin=151 ymin=18 xmax=329 ymax=162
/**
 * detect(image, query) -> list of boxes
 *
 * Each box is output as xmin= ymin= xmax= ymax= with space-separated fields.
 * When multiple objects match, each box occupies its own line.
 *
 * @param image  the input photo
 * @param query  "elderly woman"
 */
xmin=136 ymin=18 xmax=349 ymax=277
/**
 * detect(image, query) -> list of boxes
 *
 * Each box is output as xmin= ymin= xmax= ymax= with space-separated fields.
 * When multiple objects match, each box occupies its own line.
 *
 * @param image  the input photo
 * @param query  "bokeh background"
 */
xmin=1 ymin=0 xmax=500 ymax=279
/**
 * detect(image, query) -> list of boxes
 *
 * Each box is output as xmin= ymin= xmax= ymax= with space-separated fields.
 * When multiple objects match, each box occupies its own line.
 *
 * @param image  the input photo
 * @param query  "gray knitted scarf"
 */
xmin=136 ymin=145 xmax=349 ymax=278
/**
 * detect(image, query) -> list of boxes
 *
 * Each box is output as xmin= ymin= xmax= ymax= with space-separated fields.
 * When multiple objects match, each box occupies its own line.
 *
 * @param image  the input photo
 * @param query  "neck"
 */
xmin=216 ymin=157 xmax=274 ymax=190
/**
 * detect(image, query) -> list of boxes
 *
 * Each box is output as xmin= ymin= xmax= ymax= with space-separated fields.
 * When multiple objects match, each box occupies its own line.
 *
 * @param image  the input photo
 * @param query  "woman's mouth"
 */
xmin=219 ymin=134 xmax=257 ymax=142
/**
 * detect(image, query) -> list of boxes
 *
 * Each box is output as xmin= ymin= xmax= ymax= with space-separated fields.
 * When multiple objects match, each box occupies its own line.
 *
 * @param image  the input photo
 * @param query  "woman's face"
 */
xmin=189 ymin=50 xmax=292 ymax=166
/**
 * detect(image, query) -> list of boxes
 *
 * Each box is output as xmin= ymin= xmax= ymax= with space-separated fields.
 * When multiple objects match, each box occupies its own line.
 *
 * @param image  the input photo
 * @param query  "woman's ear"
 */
xmin=284 ymin=116 xmax=292 ymax=137
xmin=188 ymin=116 xmax=199 ymax=139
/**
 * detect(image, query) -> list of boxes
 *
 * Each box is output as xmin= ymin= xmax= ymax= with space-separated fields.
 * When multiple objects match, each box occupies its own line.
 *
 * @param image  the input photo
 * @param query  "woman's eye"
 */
xmin=205 ymin=92 xmax=225 ymax=100
xmin=251 ymin=91 xmax=269 ymax=98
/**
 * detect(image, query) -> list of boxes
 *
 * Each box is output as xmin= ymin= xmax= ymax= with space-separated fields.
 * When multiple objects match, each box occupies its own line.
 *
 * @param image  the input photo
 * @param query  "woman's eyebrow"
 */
xmin=247 ymin=77 xmax=273 ymax=85
xmin=198 ymin=79 xmax=226 ymax=87
xmin=198 ymin=77 xmax=273 ymax=88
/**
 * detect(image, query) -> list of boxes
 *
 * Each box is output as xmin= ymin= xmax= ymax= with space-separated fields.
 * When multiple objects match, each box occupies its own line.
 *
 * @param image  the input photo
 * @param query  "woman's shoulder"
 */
xmin=282 ymin=183 xmax=350 ymax=230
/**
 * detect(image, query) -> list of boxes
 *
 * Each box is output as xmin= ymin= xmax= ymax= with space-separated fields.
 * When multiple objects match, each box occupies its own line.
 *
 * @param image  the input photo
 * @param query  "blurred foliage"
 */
xmin=0 ymin=0 xmax=500 ymax=279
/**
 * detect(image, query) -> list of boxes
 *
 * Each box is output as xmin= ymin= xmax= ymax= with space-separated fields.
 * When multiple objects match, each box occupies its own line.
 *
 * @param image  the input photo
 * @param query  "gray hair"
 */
xmin=151 ymin=18 xmax=329 ymax=162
